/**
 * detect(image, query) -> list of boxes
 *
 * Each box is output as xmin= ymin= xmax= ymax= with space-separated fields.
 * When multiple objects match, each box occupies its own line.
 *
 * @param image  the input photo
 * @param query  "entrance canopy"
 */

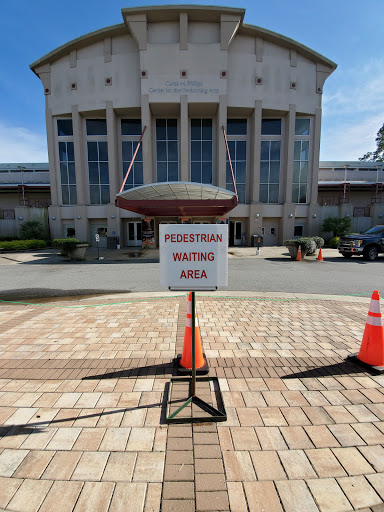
xmin=115 ymin=182 xmax=238 ymax=217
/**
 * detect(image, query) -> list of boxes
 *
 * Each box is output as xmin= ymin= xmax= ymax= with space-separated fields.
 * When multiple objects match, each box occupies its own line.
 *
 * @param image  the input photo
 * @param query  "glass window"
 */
xmin=86 ymin=119 xmax=107 ymax=136
xmin=190 ymin=119 xmax=212 ymax=184
xmin=292 ymin=140 xmax=309 ymax=204
xmin=295 ymin=119 xmax=310 ymax=136
xmin=259 ymin=140 xmax=281 ymax=204
xmin=156 ymin=119 xmax=179 ymax=182
xmin=227 ymin=119 xmax=247 ymax=136
xmin=58 ymin=141 xmax=77 ymax=205
xmin=121 ymin=119 xmax=142 ymax=136
xmin=87 ymin=141 xmax=110 ymax=204
xmin=226 ymin=140 xmax=247 ymax=203
xmin=57 ymin=119 xmax=73 ymax=137
xmin=261 ymin=119 xmax=281 ymax=136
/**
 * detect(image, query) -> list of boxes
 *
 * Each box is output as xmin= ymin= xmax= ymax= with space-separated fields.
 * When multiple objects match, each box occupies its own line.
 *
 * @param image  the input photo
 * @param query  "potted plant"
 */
xmin=284 ymin=236 xmax=324 ymax=259
xmin=52 ymin=239 xmax=89 ymax=261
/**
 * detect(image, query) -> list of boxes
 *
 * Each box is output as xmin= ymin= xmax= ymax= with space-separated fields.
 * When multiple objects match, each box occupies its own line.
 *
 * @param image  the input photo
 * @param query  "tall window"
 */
xmin=191 ymin=119 xmax=212 ymax=184
xmin=57 ymin=119 xmax=77 ymax=205
xmin=226 ymin=119 xmax=247 ymax=203
xmin=156 ymin=119 xmax=178 ymax=182
xmin=293 ymin=118 xmax=310 ymax=204
xmin=260 ymin=119 xmax=281 ymax=203
xmin=121 ymin=119 xmax=143 ymax=190
xmin=86 ymin=119 xmax=109 ymax=204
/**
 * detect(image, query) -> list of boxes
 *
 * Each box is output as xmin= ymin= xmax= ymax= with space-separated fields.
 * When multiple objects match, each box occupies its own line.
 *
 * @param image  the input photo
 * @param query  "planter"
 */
xmin=285 ymin=244 xmax=306 ymax=260
xmin=67 ymin=243 xmax=88 ymax=261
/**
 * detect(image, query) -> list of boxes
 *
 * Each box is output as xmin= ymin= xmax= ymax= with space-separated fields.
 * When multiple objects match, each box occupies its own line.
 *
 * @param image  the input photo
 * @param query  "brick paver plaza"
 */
xmin=0 ymin=292 xmax=383 ymax=511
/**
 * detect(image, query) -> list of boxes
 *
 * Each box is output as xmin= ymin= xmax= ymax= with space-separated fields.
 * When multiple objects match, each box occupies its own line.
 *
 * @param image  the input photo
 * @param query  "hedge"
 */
xmin=0 ymin=240 xmax=47 ymax=251
xmin=284 ymin=236 xmax=324 ymax=254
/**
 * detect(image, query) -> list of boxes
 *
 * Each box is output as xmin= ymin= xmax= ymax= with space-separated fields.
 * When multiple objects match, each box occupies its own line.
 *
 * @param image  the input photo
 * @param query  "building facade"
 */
xmin=30 ymin=5 xmax=337 ymax=247
xmin=0 ymin=163 xmax=50 ymax=239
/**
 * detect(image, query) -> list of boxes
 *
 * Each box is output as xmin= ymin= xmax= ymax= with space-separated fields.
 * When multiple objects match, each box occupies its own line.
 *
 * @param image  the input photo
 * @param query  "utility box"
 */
xmin=107 ymin=236 xmax=118 ymax=249
xmin=252 ymin=235 xmax=263 ymax=247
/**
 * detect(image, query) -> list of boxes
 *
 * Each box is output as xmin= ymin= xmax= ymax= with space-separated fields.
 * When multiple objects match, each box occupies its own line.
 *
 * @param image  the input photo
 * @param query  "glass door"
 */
xmin=127 ymin=221 xmax=142 ymax=247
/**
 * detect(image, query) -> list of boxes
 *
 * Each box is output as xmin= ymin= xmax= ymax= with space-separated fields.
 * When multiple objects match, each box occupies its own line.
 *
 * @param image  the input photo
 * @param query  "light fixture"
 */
xmin=312 ymin=214 xmax=317 ymax=218
xmin=18 ymin=216 xmax=23 ymax=220
xmin=52 ymin=216 xmax=56 ymax=220
xmin=379 ymin=214 xmax=383 ymax=218
xmin=288 ymin=213 xmax=293 ymax=218
xmin=345 ymin=214 xmax=350 ymax=218
xmin=77 ymin=215 xmax=81 ymax=219
xmin=111 ymin=214 xmax=116 ymax=219
xmin=255 ymin=213 xmax=260 ymax=218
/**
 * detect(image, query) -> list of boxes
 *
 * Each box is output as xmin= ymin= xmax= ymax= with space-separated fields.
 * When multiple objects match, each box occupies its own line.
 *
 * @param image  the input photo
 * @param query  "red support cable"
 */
xmin=222 ymin=126 xmax=238 ymax=198
xmin=119 ymin=125 xmax=147 ymax=193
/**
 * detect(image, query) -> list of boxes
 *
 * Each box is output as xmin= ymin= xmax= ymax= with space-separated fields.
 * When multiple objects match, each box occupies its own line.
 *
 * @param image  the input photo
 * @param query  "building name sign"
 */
xmin=148 ymin=80 xmax=220 ymax=95
xmin=160 ymin=225 xmax=228 ymax=290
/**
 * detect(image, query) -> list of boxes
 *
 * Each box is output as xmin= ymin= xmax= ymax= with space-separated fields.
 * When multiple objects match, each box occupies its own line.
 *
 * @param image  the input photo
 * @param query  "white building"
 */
xmin=30 ymin=5 xmax=336 ymax=247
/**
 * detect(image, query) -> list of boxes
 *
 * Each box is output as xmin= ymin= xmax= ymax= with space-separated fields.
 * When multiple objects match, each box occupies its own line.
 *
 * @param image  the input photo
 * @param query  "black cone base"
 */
xmin=175 ymin=353 xmax=209 ymax=375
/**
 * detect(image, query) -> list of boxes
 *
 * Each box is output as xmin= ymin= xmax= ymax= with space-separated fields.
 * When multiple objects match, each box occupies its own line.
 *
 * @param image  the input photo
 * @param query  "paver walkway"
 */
xmin=0 ymin=292 xmax=383 ymax=511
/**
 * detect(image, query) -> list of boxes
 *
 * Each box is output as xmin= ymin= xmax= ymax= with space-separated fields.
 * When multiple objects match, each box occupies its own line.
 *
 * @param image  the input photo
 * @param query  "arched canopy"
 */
xmin=115 ymin=182 xmax=238 ymax=217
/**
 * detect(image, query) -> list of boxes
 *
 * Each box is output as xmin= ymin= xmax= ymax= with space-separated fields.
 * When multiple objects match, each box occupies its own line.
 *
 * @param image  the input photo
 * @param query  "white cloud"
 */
xmin=320 ymin=114 xmax=382 ymax=161
xmin=0 ymin=121 xmax=48 ymax=163
xmin=321 ymin=58 xmax=384 ymax=160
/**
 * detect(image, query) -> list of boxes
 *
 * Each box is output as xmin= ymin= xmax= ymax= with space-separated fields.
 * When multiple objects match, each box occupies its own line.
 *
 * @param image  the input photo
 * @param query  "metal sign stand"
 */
xmin=166 ymin=291 xmax=227 ymax=424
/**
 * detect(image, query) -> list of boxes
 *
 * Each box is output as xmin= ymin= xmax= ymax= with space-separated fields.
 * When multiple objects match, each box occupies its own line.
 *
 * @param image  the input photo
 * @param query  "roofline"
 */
xmin=121 ymin=4 xmax=245 ymax=19
xmin=30 ymin=24 xmax=126 ymax=73
xmin=30 ymin=5 xmax=335 ymax=72
xmin=240 ymin=23 xmax=336 ymax=69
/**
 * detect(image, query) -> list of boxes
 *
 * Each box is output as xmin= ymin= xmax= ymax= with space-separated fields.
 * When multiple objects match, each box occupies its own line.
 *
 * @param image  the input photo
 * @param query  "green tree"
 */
xmin=359 ymin=123 xmax=384 ymax=162
xmin=19 ymin=219 xmax=47 ymax=240
xmin=321 ymin=217 xmax=352 ymax=238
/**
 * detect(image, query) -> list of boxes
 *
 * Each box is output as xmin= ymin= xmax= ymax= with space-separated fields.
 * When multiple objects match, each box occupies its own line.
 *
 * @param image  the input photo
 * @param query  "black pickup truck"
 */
xmin=338 ymin=226 xmax=384 ymax=260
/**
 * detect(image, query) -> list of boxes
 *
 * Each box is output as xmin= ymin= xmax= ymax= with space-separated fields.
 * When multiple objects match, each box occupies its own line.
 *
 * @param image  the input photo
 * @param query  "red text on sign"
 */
xmin=180 ymin=270 xmax=207 ymax=279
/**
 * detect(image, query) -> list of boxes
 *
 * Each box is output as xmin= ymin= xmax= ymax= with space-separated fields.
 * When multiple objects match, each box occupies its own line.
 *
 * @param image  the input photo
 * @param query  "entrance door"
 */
xmin=127 ymin=221 xmax=142 ymax=247
xmin=229 ymin=221 xmax=242 ymax=246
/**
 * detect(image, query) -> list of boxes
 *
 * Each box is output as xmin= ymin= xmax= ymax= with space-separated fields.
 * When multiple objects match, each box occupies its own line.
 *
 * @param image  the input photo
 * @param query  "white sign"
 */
xmin=160 ymin=224 xmax=228 ymax=290
xmin=95 ymin=234 xmax=100 ymax=242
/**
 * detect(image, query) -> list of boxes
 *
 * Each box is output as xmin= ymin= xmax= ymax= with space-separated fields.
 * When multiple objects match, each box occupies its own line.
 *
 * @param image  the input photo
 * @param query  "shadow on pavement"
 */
xmin=282 ymin=359 xmax=374 ymax=378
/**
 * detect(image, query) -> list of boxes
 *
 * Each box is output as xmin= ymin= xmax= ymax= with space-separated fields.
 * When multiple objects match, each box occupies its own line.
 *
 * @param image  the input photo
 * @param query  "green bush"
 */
xmin=0 ymin=236 xmax=20 ymax=242
xmin=321 ymin=217 xmax=351 ymax=237
xmin=284 ymin=237 xmax=319 ymax=254
xmin=0 ymin=240 xmax=47 ymax=251
xmin=19 ymin=219 xmax=48 ymax=240
xmin=328 ymin=237 xmax=340 ymax=249
xmin=52 ymin=238 xmax=80 ymax=254
xmin=312 ymin=236 xmax=325 ymax=249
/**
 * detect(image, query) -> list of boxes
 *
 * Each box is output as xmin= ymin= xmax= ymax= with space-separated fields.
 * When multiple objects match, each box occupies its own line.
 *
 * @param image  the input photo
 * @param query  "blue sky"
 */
xmin=0 ymin=0 xmax=383 ymax=162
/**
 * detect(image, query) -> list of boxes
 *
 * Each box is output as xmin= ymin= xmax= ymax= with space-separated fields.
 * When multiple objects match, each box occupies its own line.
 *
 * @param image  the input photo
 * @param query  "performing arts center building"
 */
xmin=30 ymin=5 xmax=336 ymax=247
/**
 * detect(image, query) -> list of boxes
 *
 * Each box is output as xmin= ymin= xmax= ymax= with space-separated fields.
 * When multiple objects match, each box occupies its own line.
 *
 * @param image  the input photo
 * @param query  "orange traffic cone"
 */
xmin=296 ymin=245 xmax=302 ymax=261
xmin=348 ymin=290 xmax=384 ymax=373
xmin=317 ymin=248 xmax=324 ymax=261
xmin=177 ymin=292 xmax=209 ymax=374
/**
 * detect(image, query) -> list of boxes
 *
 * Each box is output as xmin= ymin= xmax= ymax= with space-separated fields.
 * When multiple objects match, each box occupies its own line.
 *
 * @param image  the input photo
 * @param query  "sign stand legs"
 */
xmin=166 ymin=291 xmax=227 ymax=424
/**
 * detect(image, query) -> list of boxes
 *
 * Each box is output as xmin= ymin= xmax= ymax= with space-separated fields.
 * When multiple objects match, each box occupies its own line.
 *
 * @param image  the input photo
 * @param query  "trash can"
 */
xmin=107 ymin=236 xmax=118 ymax=249
xmin=252 ymin=235 xmax=263 ymax=247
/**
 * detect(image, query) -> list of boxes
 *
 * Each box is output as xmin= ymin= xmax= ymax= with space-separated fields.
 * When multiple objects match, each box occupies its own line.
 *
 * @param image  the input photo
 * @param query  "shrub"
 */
xmin=0 ymin=240 xmax=47 ymax=251
xmin=328 ymin=236 xmax=340 ymax=249
xmin=284 ymin=237 xmax=317 ymax=254
xmin=312 ymin=236 xmax=325 ymax=249
xmin=0 ymin=236 xmax=20 ymax=242
xmin=321 ymin=217 xmax=351 ymax=237
xmin=19 ymin=219 xmax=48 ymax=240
xmin=52 ymin=238 xmax=80 ymax=254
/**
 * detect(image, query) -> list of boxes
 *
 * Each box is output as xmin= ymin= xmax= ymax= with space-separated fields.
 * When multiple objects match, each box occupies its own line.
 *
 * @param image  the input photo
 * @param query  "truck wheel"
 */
xmin=342 ymin=253 xmax=353 ymax=259
xmin=363 ymin=246 xmax=378 ymax=261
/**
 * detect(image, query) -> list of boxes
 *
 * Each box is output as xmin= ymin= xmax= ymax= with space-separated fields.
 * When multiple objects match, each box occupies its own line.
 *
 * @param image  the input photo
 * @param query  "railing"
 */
xmin=119 ymin=126 xmax=147 ymax=193
xmin=222 ymin=126 xmax=238 ymax=199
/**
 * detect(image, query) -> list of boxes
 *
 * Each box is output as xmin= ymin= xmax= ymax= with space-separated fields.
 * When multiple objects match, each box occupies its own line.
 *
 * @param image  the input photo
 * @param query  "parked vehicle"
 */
xmin=338 ymin=226 xmax=384 ymax=261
